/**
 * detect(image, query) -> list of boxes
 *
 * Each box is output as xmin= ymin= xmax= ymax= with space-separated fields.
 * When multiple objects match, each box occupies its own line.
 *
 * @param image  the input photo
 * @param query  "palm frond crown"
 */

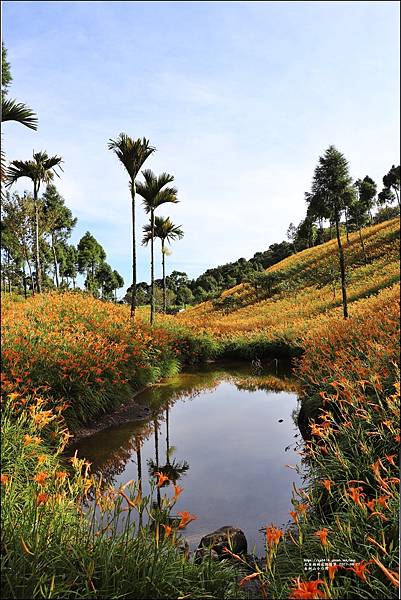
xmin=143 ymin=215 xmax=184 ymax=246
xmin=136 ymin=169 xmax=177 ymax=211
xmin=6 ymin=151 xmax=63 ymax=188
xmin=108 ymin=134 xmax=156 ymax=180
xmin=2 ymin=97 xmax=38 ymax=130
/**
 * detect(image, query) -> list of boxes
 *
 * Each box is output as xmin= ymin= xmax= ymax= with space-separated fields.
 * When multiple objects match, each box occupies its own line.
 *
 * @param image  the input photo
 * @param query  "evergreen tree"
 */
xmin=77 ymin=232 xmax=106 ymax=293
xmin=309 ymin=145 xmax=352 ymax=319
xmin=42 ymin=184 xmax=77 ymax=287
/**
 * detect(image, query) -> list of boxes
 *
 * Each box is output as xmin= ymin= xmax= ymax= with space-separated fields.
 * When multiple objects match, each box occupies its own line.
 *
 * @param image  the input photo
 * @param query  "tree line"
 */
xmin=1 ymin=186 xmax=125 ymax=300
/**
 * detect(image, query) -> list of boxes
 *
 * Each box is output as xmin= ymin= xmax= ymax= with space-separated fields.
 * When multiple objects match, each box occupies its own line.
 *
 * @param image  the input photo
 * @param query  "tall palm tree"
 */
xmin=108 ymin=134 xmax=155 ymax=318
xmin=136 ymin=170 xmax=178 ymax=324
xmin=7 ymin=151 xmax=63 ymax=293
xmin=143 ymin=216 xmax=184 ymax=313
xmin=1 ymin=98 xmax=38 ymax=192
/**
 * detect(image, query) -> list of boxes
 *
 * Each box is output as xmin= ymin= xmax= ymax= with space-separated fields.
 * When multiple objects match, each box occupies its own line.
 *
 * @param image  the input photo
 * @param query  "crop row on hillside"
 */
xmin=176 ymin=219 xmax=400 ymax=358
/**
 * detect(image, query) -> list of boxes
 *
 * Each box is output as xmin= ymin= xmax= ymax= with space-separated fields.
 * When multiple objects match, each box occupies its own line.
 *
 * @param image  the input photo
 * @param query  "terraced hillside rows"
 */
xmin=177 ymin=219 xmax=400 ymax=355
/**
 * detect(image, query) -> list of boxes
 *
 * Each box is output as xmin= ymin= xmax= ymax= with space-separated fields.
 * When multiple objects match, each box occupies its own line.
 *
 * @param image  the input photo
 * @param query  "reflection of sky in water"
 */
xmin=71 ymin=370 xmax=304 ymax=554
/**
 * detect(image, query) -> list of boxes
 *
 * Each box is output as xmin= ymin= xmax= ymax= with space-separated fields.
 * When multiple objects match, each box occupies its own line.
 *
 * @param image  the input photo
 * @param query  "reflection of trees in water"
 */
xmin=86 ymin=422 xmax=154 ymax=489
xmin=233 ymin=374 xmax=299 ymax=394
xmin=147 ymin=408 xmax=190 ymax=507
xmin=79 ymin=364 xmax=298 ymax=490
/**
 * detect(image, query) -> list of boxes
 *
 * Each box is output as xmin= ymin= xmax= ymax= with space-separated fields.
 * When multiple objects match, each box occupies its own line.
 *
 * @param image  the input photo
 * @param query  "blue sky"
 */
xmin=3 ymin=1 xmax=400 ymax=294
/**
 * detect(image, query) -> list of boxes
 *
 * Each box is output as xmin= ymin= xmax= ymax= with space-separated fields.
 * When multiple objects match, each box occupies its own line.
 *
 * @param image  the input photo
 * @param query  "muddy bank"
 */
xmin=69 ymin=387 xmax=152 ymax=444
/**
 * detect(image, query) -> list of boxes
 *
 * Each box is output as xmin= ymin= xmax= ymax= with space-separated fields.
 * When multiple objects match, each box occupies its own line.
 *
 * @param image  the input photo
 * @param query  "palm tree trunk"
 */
xmin=166 ymin=407 xmax=170 ymax=465
xmin=135 ymin=444 xmax=143 ymax=529
xmin=154 ymin=420 xmax=161 ymax=508
xmin=24 ymin=251 xmax=35 ymax=295
xmin=335 ymin=212 xmax=348 ymax=319
xmin=150 ymin=210 xmax=155 ymax=325
xmin=33 ymin=182 xmax=42 ymax=293
xmin=51 ymin=233 xmax=59 ymax=288
xmin=162 ymin=239 xmax=166 ymax=313
xmin=130 ymin=180 xmax=137 ymax=319
xmin=7 ymin=251 xmax=11 ymax=292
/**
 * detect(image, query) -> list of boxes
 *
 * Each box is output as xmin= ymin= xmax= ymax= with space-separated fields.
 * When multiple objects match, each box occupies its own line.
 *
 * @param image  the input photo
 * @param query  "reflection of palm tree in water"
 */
xmin=147 ymin=407 xmax=189 ymax=508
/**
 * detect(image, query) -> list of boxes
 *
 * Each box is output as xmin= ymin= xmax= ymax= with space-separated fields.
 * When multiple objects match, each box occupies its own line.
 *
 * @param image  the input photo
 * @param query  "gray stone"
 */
xmin=195 ymin=525 xmax=247 ymax=562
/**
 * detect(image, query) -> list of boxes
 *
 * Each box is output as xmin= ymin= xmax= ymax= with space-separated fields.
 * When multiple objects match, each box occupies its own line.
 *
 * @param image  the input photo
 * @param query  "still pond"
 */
xmin=70 ymin=361 xmax=305 ymax=554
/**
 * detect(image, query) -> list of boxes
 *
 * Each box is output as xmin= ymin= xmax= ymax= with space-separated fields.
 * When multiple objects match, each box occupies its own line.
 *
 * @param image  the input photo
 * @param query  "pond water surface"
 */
xmin=70 ymin=362 xmax=304 ymax=554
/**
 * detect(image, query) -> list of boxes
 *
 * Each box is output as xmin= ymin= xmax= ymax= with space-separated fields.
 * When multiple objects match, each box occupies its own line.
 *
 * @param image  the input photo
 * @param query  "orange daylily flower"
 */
xmin=296 ymin=503 xmax=309 ymax=514
xmin=33 ymin=471 xmax=49 ymax=486
xmin=161 ymin=524 xmax=172 ymax=538
xmin=289 ymin=577 xmax=326 ymax=599
xmin=172 ymin=484 xmax=183 ymax=501
xmin=376 ymin=495 xmax=390 ymax=509
xmin=322 ymin=479 xmax=333 ymax=492
xmin=348 ymin=560 xmax=371 ymax=582
xmin=37 ymin=492 xmax=49 ymax=505
xmin=23 ymin=434 xmax=42 ymax=446
xmin=310 ymin=423 xmax=326 ymax=437
xmin=314 ymin=528 xmax=329 ymax=547
xmin=265 ymin=525 xmax=283 ymax=548
xmin=177 ymin=511 xmax=197 ymax=529
xmin=327 ymin=564 xmax=339 ymax=582
xmin=366 ymin=499 xmax=376 ymax=511
xmin=37 ymin=455 xmax=47 ymax=464
xmin=55 ymin=471 xmax=68 ymax=482
xmin=371 ymin=459 xmax=383 ymax=480
xmin=1 ymin=474 xmax=10 ymax=486
xmin=154 ymin=471 xmax=169 ymax=487
xmin=347 ymin=486 xmax=365 ymax=507
xmin=385 ymin=454 xmax=397 ymax=467
xmin=290 ymin=510 xmax=299 ymax=523
xmin=32 ymin=410 xmax=54 ymax=427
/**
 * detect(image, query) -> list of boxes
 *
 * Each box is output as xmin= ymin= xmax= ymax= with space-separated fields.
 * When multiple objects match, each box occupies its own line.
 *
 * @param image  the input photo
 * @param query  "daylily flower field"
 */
xmin=1 ymin=218 xmax=399 ymax=599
